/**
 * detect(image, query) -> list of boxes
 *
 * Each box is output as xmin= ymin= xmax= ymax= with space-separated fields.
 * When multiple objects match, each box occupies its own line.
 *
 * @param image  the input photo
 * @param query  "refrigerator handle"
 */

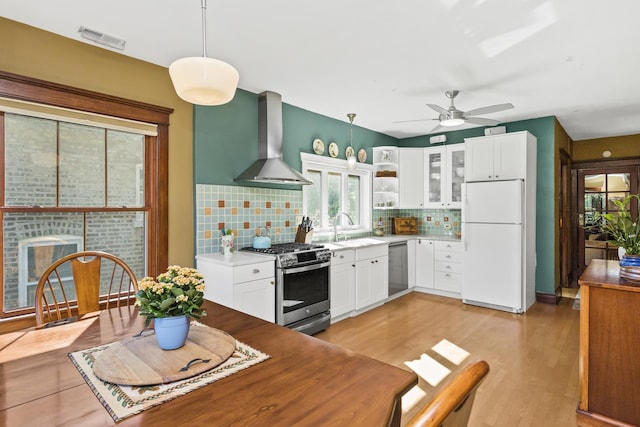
xmin=461 ymin=183 xmax=467 ymax=223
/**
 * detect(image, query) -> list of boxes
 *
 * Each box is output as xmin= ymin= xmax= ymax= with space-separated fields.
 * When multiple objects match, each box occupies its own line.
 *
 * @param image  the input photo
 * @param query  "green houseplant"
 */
xmin=596 ymin=194 xmax=640 ymax=256
xmin=594 ymin=194 xmax=640 ymax=283
xmin=135 ymin=266 xmax=206 ymax=349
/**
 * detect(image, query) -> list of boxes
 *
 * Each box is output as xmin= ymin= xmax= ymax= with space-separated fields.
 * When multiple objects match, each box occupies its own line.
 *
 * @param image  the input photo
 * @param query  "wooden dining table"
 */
xmin=0 ymin=300 xmax=417 ymax=426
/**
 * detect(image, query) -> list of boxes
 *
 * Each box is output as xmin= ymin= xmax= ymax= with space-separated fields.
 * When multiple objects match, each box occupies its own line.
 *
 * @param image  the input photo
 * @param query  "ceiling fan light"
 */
xmin=440 ymin=118 xmax=464 ymax=127
xmin=169 ymin=56 xmax=239 ymax=106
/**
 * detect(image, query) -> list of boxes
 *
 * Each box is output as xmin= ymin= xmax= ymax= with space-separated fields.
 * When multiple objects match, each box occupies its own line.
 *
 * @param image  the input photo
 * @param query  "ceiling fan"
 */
xmin=395 ymin=90 xmax=514 ymax=132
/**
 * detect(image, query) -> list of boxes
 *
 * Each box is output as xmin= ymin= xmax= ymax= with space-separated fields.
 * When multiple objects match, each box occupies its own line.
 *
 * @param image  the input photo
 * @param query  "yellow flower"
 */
xmin=176 ymin=294 xmax=188 ymax=302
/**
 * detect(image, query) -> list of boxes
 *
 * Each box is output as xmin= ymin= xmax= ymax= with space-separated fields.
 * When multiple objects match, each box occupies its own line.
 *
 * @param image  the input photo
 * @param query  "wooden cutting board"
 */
xmin=392 ymin=217 xmax=418 ymax=235
xmin=92 ymin=324 xmax=236 ymax=385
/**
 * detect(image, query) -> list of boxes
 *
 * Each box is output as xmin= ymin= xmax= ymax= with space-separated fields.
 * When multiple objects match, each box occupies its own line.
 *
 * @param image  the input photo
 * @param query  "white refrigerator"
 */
xmin=462 ymin=179 xmax=536 ymax=313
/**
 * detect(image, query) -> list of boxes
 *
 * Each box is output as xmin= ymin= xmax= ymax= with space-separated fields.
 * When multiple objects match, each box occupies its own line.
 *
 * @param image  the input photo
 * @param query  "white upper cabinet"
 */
xmin=465 ymin=132 xmax=532 ymax=182
xmin=424 ymin=144 xmax=465 ymax=209
xmin=399 ymin=148 xmax=425 ymax=208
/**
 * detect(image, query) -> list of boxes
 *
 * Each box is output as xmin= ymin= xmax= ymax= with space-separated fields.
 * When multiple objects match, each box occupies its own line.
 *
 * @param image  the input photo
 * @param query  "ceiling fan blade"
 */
xmin=465 ymin=117 xmax=501 ymax=126
xmin=392 ymin=118 xmax=439 ymax=124
xmin=430 ymin=123 xmax=445 ymax=133
xmin=465 ymin=103 xmax=514 ymax=116
xmin=426 ymin=104 xmax=449 ymax=115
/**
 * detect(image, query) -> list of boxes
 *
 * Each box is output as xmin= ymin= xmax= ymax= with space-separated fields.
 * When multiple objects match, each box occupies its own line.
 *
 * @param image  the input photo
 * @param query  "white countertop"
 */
xmin=196 ymin=252 xmax=274 ymax=266
xmin=322 ymin=234 xmax=461 ymax=251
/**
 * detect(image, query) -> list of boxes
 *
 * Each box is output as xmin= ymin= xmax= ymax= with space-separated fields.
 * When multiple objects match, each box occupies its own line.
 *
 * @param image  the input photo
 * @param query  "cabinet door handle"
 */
xmin=270 ymin=281 xmax=275 ymax=285
xmin=446 ymin=255 xmax=452 ymax=259
xmin=446 ymin=265 xmax=452 ymax=269
xmin=339 ymin=255 xmax=344 ymax=259
xmin=252 ymin=269 xmax=260 ymax=274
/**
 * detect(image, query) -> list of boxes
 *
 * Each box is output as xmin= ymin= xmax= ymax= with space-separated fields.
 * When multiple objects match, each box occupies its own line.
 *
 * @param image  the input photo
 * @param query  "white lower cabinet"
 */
xmin=415 ymin=238 xmax=435 ymax=289
xmin=414 ymin=239 xmax=462 ymax=298
xmin=434 ymin=241 xmax=463 ymax=295
xmin=355 ymin=244 xmax=388 ymax=310
xmin=196 ymin=254 xmax=275 ymax=322
xmin=330 ymin=249 xmax=356 ymax=321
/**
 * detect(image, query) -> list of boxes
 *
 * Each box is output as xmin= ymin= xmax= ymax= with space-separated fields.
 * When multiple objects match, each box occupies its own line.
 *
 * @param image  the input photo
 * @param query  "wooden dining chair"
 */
xmin=34 ymin=251 xmax=139 ymax=328
xmin=405 ymin=360 xmax=490 ymax=427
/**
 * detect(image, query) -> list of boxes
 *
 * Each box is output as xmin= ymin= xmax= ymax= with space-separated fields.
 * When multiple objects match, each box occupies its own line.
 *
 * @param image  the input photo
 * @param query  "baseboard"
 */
xmin=536 ymin=291 xmax=562 ymax=305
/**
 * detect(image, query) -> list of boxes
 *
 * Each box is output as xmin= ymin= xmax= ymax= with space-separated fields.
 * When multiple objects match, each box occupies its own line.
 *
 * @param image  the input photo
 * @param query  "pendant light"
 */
xmin=347 ymin=113 xmax=357 ymax=168
xmin=169 ymin=0 xmax=239 ymax=106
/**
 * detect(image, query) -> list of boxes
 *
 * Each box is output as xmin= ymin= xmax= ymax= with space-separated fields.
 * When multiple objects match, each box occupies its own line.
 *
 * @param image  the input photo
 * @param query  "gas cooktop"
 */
xmin=240 ymin=242 xmax=324 ymax=255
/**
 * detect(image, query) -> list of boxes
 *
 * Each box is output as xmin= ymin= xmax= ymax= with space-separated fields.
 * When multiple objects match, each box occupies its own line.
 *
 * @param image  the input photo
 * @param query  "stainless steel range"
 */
xmin=241 ymin=242 xmax=331 ymax=335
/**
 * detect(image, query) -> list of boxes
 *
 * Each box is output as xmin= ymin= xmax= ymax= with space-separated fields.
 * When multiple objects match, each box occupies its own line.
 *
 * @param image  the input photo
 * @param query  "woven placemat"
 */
xmin=68 ymin=323 xmax=270 ymax=423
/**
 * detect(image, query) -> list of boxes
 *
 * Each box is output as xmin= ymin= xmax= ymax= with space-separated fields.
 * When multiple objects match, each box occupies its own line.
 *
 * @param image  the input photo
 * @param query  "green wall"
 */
xmin=194 ymin=90 xmax=556 ymax=296
xmin=194 ymin=89 xmax=397 ymax=188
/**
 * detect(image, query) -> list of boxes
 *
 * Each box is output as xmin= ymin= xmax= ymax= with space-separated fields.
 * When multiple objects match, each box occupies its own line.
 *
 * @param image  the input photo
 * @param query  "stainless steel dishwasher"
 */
xmin=388 ymin=241 xmax=408 ymax=296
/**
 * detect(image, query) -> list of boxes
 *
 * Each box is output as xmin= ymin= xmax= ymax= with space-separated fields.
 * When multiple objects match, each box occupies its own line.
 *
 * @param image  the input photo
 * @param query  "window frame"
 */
xmin=0 ymin=71 xmax=172 ymax=328
xmin=301 ymin=152 xmax=372 ymax=237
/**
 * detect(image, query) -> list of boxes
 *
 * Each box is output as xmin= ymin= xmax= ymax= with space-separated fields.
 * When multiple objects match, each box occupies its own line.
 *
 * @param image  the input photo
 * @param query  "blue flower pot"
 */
xmin=154 ymin=315 xmax=190 ymax=350
xmin=619 ymin=255 xmax=640 ymax=284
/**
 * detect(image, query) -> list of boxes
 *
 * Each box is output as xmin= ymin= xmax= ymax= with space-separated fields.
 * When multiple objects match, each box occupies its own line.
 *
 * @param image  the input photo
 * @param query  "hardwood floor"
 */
xmin=315 ymin=292 xmax=581 ymax=427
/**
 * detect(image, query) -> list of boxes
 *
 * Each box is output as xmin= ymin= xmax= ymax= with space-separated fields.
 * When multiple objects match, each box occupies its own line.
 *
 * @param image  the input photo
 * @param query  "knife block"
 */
xmin=295 ymin=227 xmax=314 ymax=244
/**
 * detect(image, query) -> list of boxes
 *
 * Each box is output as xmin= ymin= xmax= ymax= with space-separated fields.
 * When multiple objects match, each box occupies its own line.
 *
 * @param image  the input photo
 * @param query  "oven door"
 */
xmin=276 ymin=260 xmax=330 ymax=326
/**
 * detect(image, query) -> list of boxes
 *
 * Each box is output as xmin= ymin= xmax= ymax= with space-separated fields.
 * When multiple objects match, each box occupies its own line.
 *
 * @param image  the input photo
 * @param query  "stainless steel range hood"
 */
xmin=235 ymin=91 xmax=312 ymax=185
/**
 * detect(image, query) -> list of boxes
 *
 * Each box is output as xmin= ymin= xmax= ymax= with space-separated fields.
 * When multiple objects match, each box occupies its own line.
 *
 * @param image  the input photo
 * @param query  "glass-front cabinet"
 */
xmin=424 ymin=144 xmax=464 ymax=209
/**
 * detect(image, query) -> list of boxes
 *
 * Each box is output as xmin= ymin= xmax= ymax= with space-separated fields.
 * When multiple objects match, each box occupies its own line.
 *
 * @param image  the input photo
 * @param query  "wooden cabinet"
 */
xmin=355 ymin=244 xmax=388 ymax=310
xmin=424 ymin=144 xmax=465 ymax=209
xmin=434 ymin=240 xmax=463 ymax=295
xmin=196 ymin=253 xmax=275 ymax=322
xmin=330 ymin=248 xmax=356 ymax=321
xmin=577 ymin=260 xmax=640 ymax=426
xmin=415 ymin=238 xmax=435 ymax=289
xmin=399 ymin=148 xmax=425 ymax=208
xmin=372 ymin=146 xmax=399 ymax=209
xmin=465 ymin=131 xmax=534 ymax=182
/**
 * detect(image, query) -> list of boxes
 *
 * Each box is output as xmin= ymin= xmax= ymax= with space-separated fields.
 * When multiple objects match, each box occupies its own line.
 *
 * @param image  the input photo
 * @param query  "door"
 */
xmin=465 ymin=137 xmax=494 ymax=181
xmin=463 ymin=180 xmax=523 ymax=224
xmin=446 ymin=145 xmax=465 ymax=208
xmin=399 ymin=148 xmax=424 ymax=208
xmin=575 ymin=164 xmax=640 ymax=279
xmin=462 ymin=222 xmax=523 ymax=310
xmin=415 ymin=239 xmax=434 ymax=288
xmin=424 ymin=148 xmax=445 ymax=207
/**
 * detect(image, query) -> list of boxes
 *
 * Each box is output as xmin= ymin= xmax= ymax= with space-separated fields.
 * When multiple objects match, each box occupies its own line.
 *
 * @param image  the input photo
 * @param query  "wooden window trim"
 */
xmin=0 ymin=71 xmax=172 ymax=331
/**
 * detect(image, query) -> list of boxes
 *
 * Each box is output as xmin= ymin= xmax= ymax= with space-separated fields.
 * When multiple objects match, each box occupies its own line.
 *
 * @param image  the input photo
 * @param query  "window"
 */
xmin=3 ymin=113 xmax=147 ymax=312
xmin=301 ymin=152 xmax=372 ymax=236
xmin=0 ymin=71 xmax=171 ymax=324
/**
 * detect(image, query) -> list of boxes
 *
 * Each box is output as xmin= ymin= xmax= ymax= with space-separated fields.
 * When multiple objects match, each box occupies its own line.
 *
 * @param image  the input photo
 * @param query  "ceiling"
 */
xmin=3 ymin=0 xmax=640 ymax=141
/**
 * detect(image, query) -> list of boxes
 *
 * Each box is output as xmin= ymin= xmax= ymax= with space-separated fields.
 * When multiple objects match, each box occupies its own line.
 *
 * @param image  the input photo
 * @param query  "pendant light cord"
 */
xmin=201 ymin=0 xmax=208 ymax=58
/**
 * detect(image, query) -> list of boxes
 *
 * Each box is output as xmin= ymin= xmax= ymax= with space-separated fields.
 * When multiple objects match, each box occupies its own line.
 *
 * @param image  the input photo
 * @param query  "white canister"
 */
xmin=221 ymin=235 xmax=234 ymax=257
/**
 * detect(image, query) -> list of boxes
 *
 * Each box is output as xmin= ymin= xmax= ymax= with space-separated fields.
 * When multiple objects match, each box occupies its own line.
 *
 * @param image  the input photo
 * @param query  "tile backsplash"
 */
xmin=196 ymin=184 xmax=462 ymax=255
xmin=196 ymin=184 xmax=302 ymax=254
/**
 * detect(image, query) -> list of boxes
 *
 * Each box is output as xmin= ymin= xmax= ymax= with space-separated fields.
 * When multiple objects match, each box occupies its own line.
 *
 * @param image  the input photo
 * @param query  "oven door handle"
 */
xmin=281 ymin=260 xmax=330 ymax=275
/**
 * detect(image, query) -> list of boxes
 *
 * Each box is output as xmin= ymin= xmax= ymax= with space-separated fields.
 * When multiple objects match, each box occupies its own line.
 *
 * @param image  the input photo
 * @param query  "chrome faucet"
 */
xmin=333 ymin=212 xmax=354 ymax=242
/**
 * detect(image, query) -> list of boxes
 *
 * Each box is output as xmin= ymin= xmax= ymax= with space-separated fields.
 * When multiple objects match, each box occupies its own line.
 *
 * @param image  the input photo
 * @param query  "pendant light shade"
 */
xmin=169 ymin=57 xmax=239 ymax=105
xmin=347 ymin=113 xmax=357 ymax=169
xmin=169 ymin=0 xmax=239 ymax=106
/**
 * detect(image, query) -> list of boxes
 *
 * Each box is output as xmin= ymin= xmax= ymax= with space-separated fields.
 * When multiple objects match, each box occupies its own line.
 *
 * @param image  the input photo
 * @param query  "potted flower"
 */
xmin=595 ymin=194 xmax=640 ymax=282
xmin=135 ymin=265 xmax=206 ymax=350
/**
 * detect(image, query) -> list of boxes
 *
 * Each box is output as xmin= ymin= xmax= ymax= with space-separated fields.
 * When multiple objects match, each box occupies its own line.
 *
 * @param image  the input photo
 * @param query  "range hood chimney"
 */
xmin=235 ymin=91 xmax=312 ymax=185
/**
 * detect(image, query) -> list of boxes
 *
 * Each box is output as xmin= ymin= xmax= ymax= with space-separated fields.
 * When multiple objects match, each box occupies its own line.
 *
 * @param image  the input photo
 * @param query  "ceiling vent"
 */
xmin=78 ymin=26 xmax=126 ymax=50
